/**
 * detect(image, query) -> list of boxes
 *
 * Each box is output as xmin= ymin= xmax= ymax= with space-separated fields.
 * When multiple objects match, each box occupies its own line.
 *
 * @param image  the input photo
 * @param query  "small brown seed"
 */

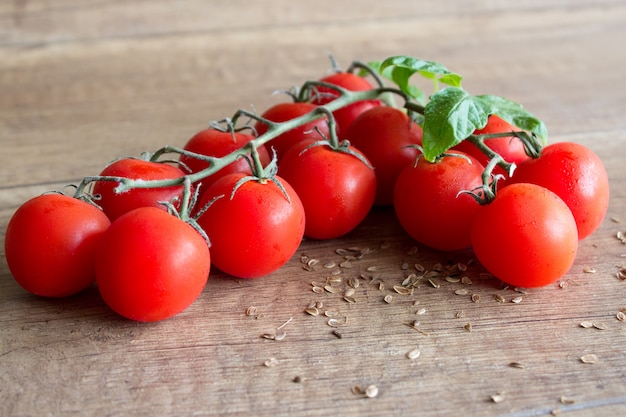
xmin=580 ymin=321 xmax=594 ymax=328
xmin=384 ymin=294 xmax=393 ymax=304
xmin=365 ymin=385 xmax=379 ymax=398
xmin=491 ymin=393 xmax=505 ymax=403
xmin=511 ymin=296 xmax=523 ymax=304
xmin=304 ymin=307 xmax=319 ymax=316
xmin=583 ymin=266 xmax=597 ymax=274
xmin=454 ymin=289 xmax=469 ymax=296
xmin=406 ymin=348 xmax=421 ymax=360
xmin=464 ymin=322 xmax=473 ymax=332
xmin=493 ymin=294 xmax=506 ymax=303
xmin=617 ymin=311 xmax=626 ymax=321
xmin=580 ymin=354 xmax=598 ymax=364
xmin=593 ymin=322 xmax=608 ymax=330
xmin=471 ymin=293 xmax=481 ymax=303
xmin=343 ymin=295 xmax=357 ymax=304
xmin=264 ymin=357 xmax=279 ymax=367
xmin=246 ymin=306 xmax=258 ymax=316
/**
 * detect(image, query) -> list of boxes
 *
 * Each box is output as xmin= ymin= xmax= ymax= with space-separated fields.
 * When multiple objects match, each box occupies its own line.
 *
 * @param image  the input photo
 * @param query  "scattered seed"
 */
xmin=324 ymin=261 xmax=336 ymax=268
xmin=384 ymin=294 xmax=394 ymax=304
xmin=454 ymin=289 xmax=469 ymax=296
xmin=330 ymin=269 xmax=342 ymax=276
xmin=580 ymin=321 xmax=594 ymax=328
xmin=324 ymin=310 xmax=338 ymax=317
xmin=264 ymin=357 xmax=279 ymax=367
xmin=458 ymin=263 xmax=468 ymax=272
xmin=593 ymin=322 xmax=608 ymax=330
xmin=261 ymin=333 xmax=276 ymax=340
xmin=617 ymin=267 xmax=626 ymax=280
xmin=307 ymin=258 xmax=320 ymax=268
xmin=327 ymin=275 xmax=343 ymax=284
xmin=327 ymin=317 xmax=346 ymax=327
xmin=580 ymin=354 xmax=598 ymax=364
xmin=471 ymin=293 xmax=481 ymax=303
xmin=315 ymin=301 xmax=324 ymax=309
xmin=365 ymin=385 xmax=379 ymax=398
xmin=292 ymin=376 xmax=302 ymax=383
xmin=428 ymin=279 xmax=440 ymax=289
xmin=414 ymin=263 xmax=425 ymax=272
xmin=456 ymin=310 xmax=466 ymax=319
xmin=407 ymin=246 xmax=419 ymax=256
xmin=312 ymin=286 xmax=324 ymax=294
xmin=300 ymin=255 xmax=310 ymax=264
xmin=324 ymin=285 xmax=342 ymax=294
xmin=246 ymin=306 xmax=258 ymax=316
xmin=343 ymin=295 xmax=357 ymax=304
xmin=348 ymin=276 xmax=360 ymax=288
xmin=464 ymin=322 xmax=473 ymax=332
xmin=445 ymin=276 xmax=461 ymax=283
xmin=339 ymin=260 xmax=353 ymax=268
xmin=416 ymin=308 xmax=426 ymax=315
xmin=491 ymin=393 xmax=505 ymax=403
xmin=461 ymin=276 xmax=473 ymax=285
xmin=406 ymin=348 xmax=421 ymax=360
xmin=583 ymin=266 xmax=597 ymax=274
xmin=401 ymin=262 xmax=409 ymax=270
xmin=559 ymin=281 xmax=569 ymax=289
xmin=617 ymin=311 xmax=626 ymax=321
xmin=514 ymin=287 xmax=529 ymax=294
xmin=617 ymin=231 xmax=626 ymax=243
xmin=511 ymin=296 xmax=523 ymax=304
xmin=509 ymin=362 xmax=526 ymax=369
xmin=274 ymin=331 xmax=286 ymax=341
xmin=493 ymin=294 xmax=506 ymax=303
xmin=381 ymin=241 xmax=391 ymax=250
xmin=344 ymin=287 xmax=355 ymax=297
xmin=378 ymin=282 xmax=385 ymax=291
xmin=304 ymin=307 xmax=319 ymax=316
xmin=366 ymin=266 xmax=378 ymax=272
xmin=560 ymin=396 xmax=575 ymax=405
xmin=332 ymin=329 xmax=343 ymax=339
xmin=393 ymin=285 xmax=411 ymax=295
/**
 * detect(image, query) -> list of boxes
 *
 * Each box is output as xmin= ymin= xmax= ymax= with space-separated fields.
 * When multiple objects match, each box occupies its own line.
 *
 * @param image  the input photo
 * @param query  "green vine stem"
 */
xmin=74 ymin=84 xmax=407 ymax=219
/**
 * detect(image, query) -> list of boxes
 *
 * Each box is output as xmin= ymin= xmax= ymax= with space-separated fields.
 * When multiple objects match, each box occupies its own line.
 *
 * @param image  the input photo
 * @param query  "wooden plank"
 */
xmin=1 ymin=1 xmax=626 ymax=416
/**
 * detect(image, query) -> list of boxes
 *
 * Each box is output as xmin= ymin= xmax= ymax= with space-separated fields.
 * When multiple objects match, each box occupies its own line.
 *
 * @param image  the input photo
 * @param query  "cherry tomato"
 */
xmin=254 ymin=102 xmax=330 ymax=161
xmin=5 ymin=194 xmax=111 ymax=297
xmin=453 ymin=115 xmax=529 ymax=180
xmin=95 ymin=207 xmax=210 ymax=322
xmin=92 ymin=158 xmax=186 ymax=221
xmin=393 ymin=152 xmax=484 ymax=251
xmin=311 ymin=72 xmax=380 ymax=137
xmin=196 ymin=173 xmax=305 ymax=279
xmin=345 ymin=106 xmax=423 ymax=205
xmin=471 ymin=183 xmax=578 ymax=288
xmin=278 ymin=139 xmax=376 ymax=240
xmin=179 ymin=128 xmax=270 ymax=196
xmin=507 ymin=141 xmax=609 ymax=240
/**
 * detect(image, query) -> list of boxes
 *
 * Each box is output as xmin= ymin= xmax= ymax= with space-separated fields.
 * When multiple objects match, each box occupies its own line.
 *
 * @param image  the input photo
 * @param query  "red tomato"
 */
xmin=393 ymin=152 xmax=484 ymax=251
xmin=96 ymin=207 xmax=210 ymax=322
xmin=92 ymin=158 xmax=186 ymax=221
xmin=345 ymin=106 xmax=423 ymax=205
xmin=254 ymin=102 xmax=330 ymax=161
xmin=507 ymin=141 xmax=609 ymax=240
xmin=278 ymin=139 xmax=376 ymax=240
xmin=453 ymin=115 xmax=529 ymax=180
xmin=471 ymin=183 xmax=578 ymax=288
xmin=179 ymin=128 xmax=270 ymax=195
xmin=5 ymin=194 xmax=111 ymax=297
xmin=311 ymin=72 xmax=381 ymax=137
xmin=196 ymin=173 xmax=305 ymax=278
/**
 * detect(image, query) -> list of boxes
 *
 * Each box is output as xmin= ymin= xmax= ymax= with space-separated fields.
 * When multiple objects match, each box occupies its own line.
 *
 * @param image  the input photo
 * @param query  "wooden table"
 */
xmin=2 ymin=1 xmax=626 ymax=416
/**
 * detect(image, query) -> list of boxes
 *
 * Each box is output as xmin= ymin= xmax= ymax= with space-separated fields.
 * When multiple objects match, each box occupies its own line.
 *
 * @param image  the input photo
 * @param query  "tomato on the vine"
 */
xmin=453 ymin=115 xmax=529 ymax=180
xmin=507 ymin=141 xmax=609 ymax=240
xmin=95 ymin=207 xmax=210 ymax=322
xmin=92 ymin=158 xmax=186 ymax=221
xmin=5 ymin=194 xmax=111 ymax=297
xmin=278 ymin=139 xmax=376 ymax=240
xmin=196 ymin=172 xmax=305 ymax=279
xmin=345 ymin=106 xmax=423 ymax=205
xmin=393 ymin=151 xmax=484 ymax=251
xmin=471 ymin=183 xmax=578 ymax=288
xmin=254 ymin=102 xmax=330 ymax=161
xmin=311 ymin=72 xmax=381 ymax=137
xmin=179 ymin=128 xmax=270 ymax=195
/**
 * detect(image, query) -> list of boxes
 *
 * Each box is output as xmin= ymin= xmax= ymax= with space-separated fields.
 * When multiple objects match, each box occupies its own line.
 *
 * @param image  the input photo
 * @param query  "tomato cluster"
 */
xmin=3 ymin=57 xmax=610 ymax=323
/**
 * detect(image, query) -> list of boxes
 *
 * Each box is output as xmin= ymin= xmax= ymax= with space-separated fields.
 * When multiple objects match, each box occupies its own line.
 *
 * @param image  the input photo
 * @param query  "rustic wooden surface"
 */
xmin=2 ymin=1 xmax=626 ymax=416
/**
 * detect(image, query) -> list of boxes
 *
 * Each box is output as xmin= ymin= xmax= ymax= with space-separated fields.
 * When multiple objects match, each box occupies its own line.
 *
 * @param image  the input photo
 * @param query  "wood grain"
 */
xmin=1 ymin=1 xmax=626 ymax=416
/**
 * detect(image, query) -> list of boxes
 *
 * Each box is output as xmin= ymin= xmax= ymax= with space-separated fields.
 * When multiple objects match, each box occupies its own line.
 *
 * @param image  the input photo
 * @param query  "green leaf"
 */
xmin=365 ymin=60 xmax=425 ymax=102
xmin=379 ymin=56 xmax=463 ymax=91
xmin=421 ymin=87 xmax=491 ymax=161
xmin=475 ymin=95 xmax=548 ymax=143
